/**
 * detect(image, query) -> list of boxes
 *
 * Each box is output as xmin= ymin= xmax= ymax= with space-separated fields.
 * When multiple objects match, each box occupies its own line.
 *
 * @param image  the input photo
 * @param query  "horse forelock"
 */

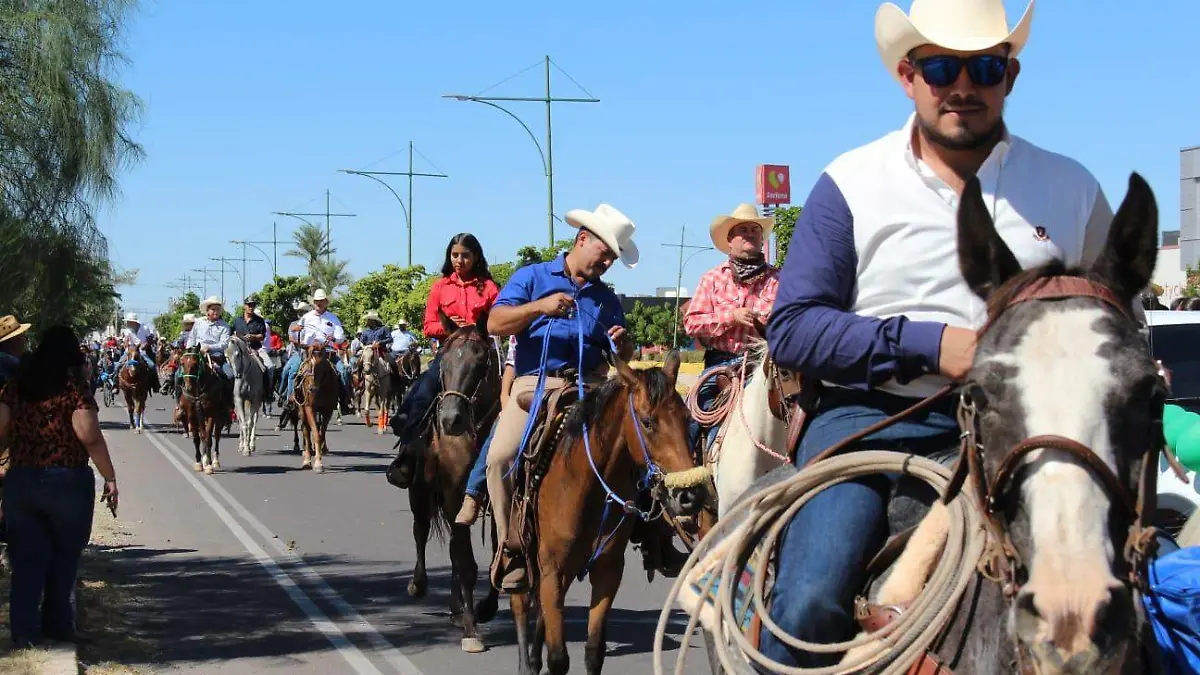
xmin=972 ymin=266 xmax=1155 ymax=639
xmin=561 ymin=367 xmax=676 ymax=454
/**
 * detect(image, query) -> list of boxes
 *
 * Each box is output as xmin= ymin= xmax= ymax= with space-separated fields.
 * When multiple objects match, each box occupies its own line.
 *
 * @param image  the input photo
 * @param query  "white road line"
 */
xmin=142 ymin=431 xmax=395 ymax=675
xmin=148 ymin=429 xmax=426 ymax=675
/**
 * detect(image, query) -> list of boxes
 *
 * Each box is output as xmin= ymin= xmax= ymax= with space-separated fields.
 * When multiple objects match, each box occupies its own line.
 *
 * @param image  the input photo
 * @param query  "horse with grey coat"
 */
xmin=226 ymin=336 xmax=265 ymax=456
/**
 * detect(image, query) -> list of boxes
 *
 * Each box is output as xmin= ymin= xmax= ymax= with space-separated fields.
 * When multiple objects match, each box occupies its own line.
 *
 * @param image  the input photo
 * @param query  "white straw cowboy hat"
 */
xmin=181 ymin=313 xmax=196 ymax=325
xmin=363 ymin=310 xmax=381 ymax=323
xmin=199 ymin=295 xmax=223 ymax=312
xmin=875 ymin=0 xmax=1035 ymax=83
xmin=124 ymin=312 xmax=139 ymax=323
xmin=0 ymin=315 xmax=31 ymax=343
xmin=709 ymin=204 xmax=775 ymax=255
xmin=564 ymin=203 xmax=640 ymax=268
xmin=294 ymin=300 xmax=312 ymax=313
xmin=311 ymin=288 xmax=329 ymax=302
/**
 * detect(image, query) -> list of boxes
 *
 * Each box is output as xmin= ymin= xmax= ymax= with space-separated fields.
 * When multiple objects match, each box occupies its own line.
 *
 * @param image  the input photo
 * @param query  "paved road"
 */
xmin=98 ymin=397 xmax=711 ymax=675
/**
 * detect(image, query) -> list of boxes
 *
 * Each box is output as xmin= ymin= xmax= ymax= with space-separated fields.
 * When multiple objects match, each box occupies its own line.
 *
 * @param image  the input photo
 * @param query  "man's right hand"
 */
xmin=730 ymin=307 xmax=759 ymax=329
xmin=938 ymin=326 xmax=977 ymax=382
xmin=537 ymin=292 xmax=575 ymax=318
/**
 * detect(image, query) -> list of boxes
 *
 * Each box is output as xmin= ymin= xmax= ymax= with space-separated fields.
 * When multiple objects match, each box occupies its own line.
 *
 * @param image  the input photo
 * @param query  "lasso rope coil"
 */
xmin=654 ymin=451 xmax=989 ymax=675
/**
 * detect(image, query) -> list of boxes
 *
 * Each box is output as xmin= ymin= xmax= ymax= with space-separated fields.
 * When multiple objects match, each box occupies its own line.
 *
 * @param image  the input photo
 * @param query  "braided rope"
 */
xmin=654 ymin=451 xmax=988 ymax=675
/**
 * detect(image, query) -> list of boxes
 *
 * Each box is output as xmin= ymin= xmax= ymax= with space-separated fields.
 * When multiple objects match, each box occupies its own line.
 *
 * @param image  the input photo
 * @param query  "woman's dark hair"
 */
xmin=440 ymin=233 xmax=491 ymax=280
xmin=15 ymin=325 xmax=85 ymax=403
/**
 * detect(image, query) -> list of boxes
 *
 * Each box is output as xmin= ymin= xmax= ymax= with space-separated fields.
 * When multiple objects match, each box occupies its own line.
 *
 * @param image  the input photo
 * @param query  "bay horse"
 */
xmin=391 ymin=347 xmax=422 ymax=411
xmin=226 ymin=336 xmax=265 ymax=456
xmin=117 ymin=346 xmax=152 ymax=433
xmin=294 ymin=343 xmax=338 ymax=472
xmin=178 ymin=349 xmax=234 ymax=475
xmin=810 ymin=174 xmax=1168 ymax=674
xmin=510 ymin=352 xmax=707 ymax=675
xmin=403 ymin=312 xmax=501 ymax=653
xmin=360 ymin=344 xmax=392 ymax=434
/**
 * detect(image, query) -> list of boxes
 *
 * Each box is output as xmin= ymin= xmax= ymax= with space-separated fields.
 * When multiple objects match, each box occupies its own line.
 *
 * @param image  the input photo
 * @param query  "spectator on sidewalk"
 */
xmin=0 ymin=325 xmax=119 ymax=648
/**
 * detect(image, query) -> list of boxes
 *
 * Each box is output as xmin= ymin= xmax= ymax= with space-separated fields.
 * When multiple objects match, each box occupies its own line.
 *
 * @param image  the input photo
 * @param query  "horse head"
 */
xmin=179 ymin=349 xmax=204 ymax=399
xmin=955 ymin=172 xmax=1160 ymax=672
xmin=432 ymin=310 xmax=498 ymax=480
xmin=609 ymin=351 xmax=707 ymax=522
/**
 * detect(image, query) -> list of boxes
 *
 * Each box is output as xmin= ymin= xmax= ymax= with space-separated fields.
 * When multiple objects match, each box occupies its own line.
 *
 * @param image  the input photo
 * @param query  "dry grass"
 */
xmin=0 ymin=504 xmax=159 ymax=674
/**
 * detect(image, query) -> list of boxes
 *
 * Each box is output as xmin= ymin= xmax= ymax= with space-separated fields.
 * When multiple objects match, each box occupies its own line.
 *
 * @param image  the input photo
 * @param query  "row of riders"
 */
xmin=368 ymin=1 xmax=1198 ymax=674
xmin=78 ymin=0 xmax=1200 ymax=669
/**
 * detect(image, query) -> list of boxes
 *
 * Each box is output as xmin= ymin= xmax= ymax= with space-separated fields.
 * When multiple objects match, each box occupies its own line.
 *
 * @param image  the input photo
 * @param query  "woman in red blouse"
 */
xmin=389 ymin=233 xmax=499 ymax=487
xmin=0 ymin=325 xmax=118 ymax=648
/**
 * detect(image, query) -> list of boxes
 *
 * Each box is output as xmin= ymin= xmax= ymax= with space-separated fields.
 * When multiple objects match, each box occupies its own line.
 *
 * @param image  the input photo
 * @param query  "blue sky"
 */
xmin=101 ymin=1 xmax=1199 ymax=322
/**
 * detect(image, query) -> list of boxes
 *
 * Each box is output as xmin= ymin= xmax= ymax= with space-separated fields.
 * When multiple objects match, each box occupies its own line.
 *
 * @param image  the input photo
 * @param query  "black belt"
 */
xmin=545 ymin=367 xmax=579 ymax=381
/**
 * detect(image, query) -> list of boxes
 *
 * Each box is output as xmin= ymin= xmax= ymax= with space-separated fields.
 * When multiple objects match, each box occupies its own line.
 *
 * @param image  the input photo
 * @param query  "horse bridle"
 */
xmin=944 ymin=276 xmax=1187 ymax=596
xmin=434 ymin=329 xmax=500 ymax=440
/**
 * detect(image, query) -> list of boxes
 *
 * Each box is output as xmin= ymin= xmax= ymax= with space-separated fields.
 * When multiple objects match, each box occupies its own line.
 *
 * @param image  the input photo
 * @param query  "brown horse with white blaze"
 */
xmin=510 ymin=352 xmax=707 ymax=675
xmin=294 ymin=343 xmax=339 ymax=473
xmin=117 ymin=346 xmax=152 ymax=432
xmin=177 ymin=349 xmax=234 ymax=474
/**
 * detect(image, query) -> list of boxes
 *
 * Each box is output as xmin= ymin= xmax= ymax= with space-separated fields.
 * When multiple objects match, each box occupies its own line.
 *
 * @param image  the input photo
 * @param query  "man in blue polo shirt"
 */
xmin=485 ymin=204 xmax=640 ymax=592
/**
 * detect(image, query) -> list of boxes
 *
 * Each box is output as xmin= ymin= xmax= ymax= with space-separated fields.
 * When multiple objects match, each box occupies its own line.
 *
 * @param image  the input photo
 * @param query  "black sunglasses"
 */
xmin=910 ymin=54 xmax=1009 ymax=88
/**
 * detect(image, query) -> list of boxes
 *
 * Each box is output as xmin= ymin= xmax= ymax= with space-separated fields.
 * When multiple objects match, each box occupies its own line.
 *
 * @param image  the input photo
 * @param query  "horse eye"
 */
xmin=641 ymin=417 xmax=655 ymax=431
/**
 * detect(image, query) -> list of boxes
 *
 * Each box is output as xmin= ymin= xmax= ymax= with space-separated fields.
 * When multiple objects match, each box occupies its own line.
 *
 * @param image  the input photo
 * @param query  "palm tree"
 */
xmin=312 ymin=259 xmax=352 ymax=295
xmin=0 ymin=0 xmax=144 ymax=334
xmin=285 ymin=223 xmax=333 ymax=281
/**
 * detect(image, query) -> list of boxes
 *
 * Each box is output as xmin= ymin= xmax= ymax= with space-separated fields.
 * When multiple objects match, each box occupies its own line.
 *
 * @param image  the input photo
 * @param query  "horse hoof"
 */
xmin=407 ymin=581 xmax=426 ymax=598
xmin=204 ymin=465 xmax=214 ymax=475
xmin=212 ymin=460 xmax=221 ymax=471
xmin=460 ymin=637 xmax=485 ymax=654
xmin=375 ymin=428 xmax=383 ymax=436
xmin=194 ymin=463 xmax=203 ymax=472
xmin=313 ymin=463 xmax=325 ymax=474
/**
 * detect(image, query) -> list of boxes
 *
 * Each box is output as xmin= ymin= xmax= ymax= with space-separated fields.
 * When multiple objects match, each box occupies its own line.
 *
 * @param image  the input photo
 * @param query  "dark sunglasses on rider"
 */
xmin=909 ymin=54 xmax=1009 ymax=88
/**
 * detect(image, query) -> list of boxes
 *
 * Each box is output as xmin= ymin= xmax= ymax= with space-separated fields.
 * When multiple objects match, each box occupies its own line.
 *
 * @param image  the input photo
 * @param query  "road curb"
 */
xmin=38 ymin=644 xmax=78 ymax=675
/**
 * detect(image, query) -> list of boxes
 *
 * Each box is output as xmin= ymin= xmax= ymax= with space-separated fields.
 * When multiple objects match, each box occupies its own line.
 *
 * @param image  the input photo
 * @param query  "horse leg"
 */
xmin=299 ymin=407 xmax=314 ymax=470
xmin=450 ymin=525 xmax=485 ymax=653
xmin=247 ymin=402 xmax=259 ymax=455
xmin=314 ymin=411 xmax=331 ymax=472
xmin=475 ymin=517 xmax=501 ymax=624
xmin=530 ymin=607 xmax=546 ymax=675
xmin=540 ymin=567 xmax=570 ymax=675
xmin=584 ymin=545 xmax=626 ymax=675
xmin=190 ymin=404 xmax=204 ymax=472
xmin=125 ymin=390 xmax=135 ymax=429
xmin=202 ymin=416 xmax=215 ymax=474
xmin=407 ymin=479 xmax=430 ymax=597
xmin=212 ymin=407 xmax=224 ymax=471
xmin=509 ymin=590 xmax=535 ymax=675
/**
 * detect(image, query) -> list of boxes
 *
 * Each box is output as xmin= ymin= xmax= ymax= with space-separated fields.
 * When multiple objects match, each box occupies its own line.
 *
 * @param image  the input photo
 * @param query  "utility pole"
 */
xmin=660 ymin=226 xmax=713 ymax=348
xmin=340 ymin=142 xmax=449 ymax=267
xmin=274 ymin=200 xmax=356 ymax=267
xmin=190 ymin=267 xmax=219 ymax=299
xmin=209 ymin=257 xmax=242 ymax=307
xmin=443 ymin=55 xmax=599 ymax=247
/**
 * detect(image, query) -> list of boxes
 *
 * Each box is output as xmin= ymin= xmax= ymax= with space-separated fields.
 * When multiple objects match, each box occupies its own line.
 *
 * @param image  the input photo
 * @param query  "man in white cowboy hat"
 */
xmin=117 ymin=312 xmax=161 ymax=392
xmin=683 ymin=203 xmax=781 ymax=451
xmin=175 ymin=314 xmax=196 ymax=349
xmin=186 ymin=296 xmax=234 ymax=380
xmin=483 ymin=203 xmax=687 ymax=590
xmin=0 ymin=314 xmax=31 ymax=385
xmin=291 ymin=289 xmax=353 ymax=413
xmin=759 ymin=0 xmax=1126 ymax=666
xmin=389 ymin=318 xmax=417 ymax=356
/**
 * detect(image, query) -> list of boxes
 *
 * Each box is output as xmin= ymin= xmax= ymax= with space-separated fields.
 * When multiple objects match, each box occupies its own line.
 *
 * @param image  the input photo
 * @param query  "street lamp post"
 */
xmin=340 ymin=142 xmax=448 ymax=267
xmin=230 ymin=240 xmax=278 ymax=279
xmin=443 ymin=55 xmax=599 ymax=247
xmin=274 ymin=191 xmax=357 ymax=266
xmin=661 ymin=226 xmax=714 ymax=348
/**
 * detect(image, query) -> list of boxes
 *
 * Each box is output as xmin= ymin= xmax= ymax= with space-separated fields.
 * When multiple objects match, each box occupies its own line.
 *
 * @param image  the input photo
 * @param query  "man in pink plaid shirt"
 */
xmin=683 ymin=203 xmax=781 ymax=451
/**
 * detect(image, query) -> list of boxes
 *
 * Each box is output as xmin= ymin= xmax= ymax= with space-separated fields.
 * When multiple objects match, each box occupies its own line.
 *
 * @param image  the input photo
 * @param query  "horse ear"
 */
xmin=1089 ymin=173 xmax=1158 ymax=307
xmin=438 ymin=309 xmax=457 ymax=336
xmin=662 ymin=350 xmax=680 ymax=387
xmin=957 ymin=176 xmax=1022 ymax=300
xmin=613 ymin=352 xmax=640 ymax=390
xmin=475 ymin=311 xmax=489 ymax=337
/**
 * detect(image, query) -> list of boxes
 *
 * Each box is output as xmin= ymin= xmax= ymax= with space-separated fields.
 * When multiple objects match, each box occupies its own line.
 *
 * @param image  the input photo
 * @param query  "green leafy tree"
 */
xmin=332 ymin=264 xmax=432 ymax=340
xmin=625 ymin=301 xmax=685 ymax=348
xmin=0 ymin=0 xmax=144 ymax=336
xmin=254 ymin=275 xmax=310 ymax=329
xmin=771 ymin=206 xmax=802 ymax=267
xmin=153 ymin=292 xmax=200 ymax=340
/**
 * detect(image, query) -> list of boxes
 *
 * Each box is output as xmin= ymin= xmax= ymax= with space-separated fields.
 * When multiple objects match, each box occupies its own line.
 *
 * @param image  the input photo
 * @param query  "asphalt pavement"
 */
xmin=97 ymin=395 xmax=711 ymax=675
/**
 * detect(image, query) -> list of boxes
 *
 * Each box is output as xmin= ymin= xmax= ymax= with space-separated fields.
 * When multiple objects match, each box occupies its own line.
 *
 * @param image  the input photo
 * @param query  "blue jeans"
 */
xmin=466 ymin=422 xmax=495 ymax=499
xmin=3 ymin=467 xmax=95 ymax=647
xmin=687 ymin=356 xmax=741 ymax=456
xmin=760 ymin=387 xmax=959 ymax=668
xmin=336 ymin=359 xmax=352 ymax=391
xmin=393 ymin=354 xmax=442 ymax=441
xmin=281 ymin=352 xmax=302 ymax=399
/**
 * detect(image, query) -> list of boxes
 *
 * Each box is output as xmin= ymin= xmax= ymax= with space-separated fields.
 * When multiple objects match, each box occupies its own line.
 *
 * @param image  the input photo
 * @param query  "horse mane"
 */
xmin=561 ymin=367 xmax=673 ymax=452
xmin=976 ymin=259 xmax=1096 ymax=337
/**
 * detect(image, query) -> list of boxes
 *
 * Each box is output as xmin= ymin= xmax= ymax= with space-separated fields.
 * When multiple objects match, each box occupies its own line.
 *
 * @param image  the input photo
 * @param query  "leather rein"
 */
xmin=942 ymin=276 xmax=1188 ymax=597
xmin=434 ymin=329 xmax=501 ymax=444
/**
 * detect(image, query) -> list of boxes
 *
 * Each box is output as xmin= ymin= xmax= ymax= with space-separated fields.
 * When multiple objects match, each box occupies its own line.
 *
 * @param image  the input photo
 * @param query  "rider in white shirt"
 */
xmin=117 ymin=312 xmax=160 ymax=392
xmin=291 ymin=288 xmax=353 ymax=413
xmin=186 ymin=296 xmax=234 ymax=379
xmin=389 ymin=319 xmax=418 ymax=355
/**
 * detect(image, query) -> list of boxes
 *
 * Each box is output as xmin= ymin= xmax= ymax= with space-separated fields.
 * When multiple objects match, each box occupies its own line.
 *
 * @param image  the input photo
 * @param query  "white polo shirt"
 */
xmin=767 ymin=114 xmax=1116 ymax=398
